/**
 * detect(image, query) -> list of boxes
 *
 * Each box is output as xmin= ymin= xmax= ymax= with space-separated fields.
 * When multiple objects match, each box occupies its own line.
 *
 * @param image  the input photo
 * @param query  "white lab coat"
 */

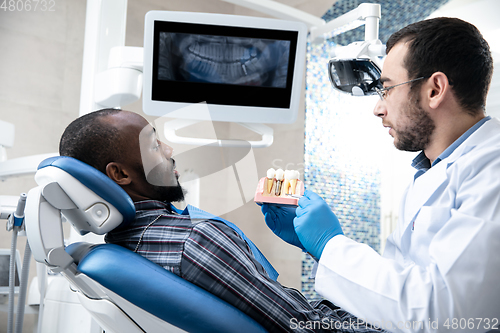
xmin=315 ymin=117 xmax=500 ymax=332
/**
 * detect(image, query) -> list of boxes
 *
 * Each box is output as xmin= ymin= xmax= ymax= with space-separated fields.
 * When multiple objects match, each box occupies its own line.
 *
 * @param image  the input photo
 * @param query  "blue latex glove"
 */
xmin=294 ymin=190 xmax=343 ymax=259
xmin=261 ymin=203 xmax=306 ymax=251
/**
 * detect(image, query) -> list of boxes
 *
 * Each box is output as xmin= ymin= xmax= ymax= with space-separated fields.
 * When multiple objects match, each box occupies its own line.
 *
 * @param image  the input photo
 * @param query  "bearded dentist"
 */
xmin=261 ymin=17 xmax=500 ymax=332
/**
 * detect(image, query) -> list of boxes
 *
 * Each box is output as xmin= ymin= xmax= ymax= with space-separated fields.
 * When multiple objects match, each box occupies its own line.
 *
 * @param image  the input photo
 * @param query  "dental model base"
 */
xmin=254 ymin=168 xmax=304 ymax=206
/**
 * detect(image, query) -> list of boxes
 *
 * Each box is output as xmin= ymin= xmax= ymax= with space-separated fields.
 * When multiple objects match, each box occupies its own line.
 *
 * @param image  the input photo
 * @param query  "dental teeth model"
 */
xmin=284 ymin=170 xmax=300 ymax=195
xmin=254 ymin=168 xmax=304 ymax=206
xmin=267 ymin=168 xmax=276 ymax=193
xmin=275 ymin=168 xmax=284 ymax=196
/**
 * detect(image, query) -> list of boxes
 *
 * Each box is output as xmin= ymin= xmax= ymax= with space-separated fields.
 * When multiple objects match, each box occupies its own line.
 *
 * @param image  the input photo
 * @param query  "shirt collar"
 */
xmin=411 ymin=116 xmax=491 ymax=178
xmin=134 ymin=200 xmax=175 ymax=214
xmin=133 ymin=200 xmax=204 ymax=218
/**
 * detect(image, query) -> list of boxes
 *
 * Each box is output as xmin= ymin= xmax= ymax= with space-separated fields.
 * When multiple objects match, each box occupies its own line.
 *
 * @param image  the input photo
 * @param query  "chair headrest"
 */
xmin=37 ymin=156 xmax=136 ymax=233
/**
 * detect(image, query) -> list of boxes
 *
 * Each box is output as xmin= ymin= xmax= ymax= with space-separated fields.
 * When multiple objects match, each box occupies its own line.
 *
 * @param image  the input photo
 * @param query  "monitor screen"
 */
xmin=143 ymin=11 xmax=307 ymax=124
xmin=153 ymin=23 xmax=296 ymax=108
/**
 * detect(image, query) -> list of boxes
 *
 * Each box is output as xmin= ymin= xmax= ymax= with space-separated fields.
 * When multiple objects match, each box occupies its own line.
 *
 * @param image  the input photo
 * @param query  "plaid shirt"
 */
xmin=105 ymin=200 xmax=382 ymax=333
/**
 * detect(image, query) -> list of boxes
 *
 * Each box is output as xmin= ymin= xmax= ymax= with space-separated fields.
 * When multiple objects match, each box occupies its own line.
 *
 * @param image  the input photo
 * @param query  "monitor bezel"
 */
xmin=143 ymin=11 xmax=307 ymax=124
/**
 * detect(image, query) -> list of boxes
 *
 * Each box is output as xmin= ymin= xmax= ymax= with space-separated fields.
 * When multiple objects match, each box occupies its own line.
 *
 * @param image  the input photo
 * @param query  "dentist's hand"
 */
xmin=294 ymin=190 xmax=343 ymax=259
xmin=261 ymin=203 xmax=306 ymax=251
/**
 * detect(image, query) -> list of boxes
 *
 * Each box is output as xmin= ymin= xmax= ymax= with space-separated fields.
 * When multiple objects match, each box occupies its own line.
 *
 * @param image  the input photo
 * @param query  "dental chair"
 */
xmin=24 ymin=156 xmax=267 ymax=333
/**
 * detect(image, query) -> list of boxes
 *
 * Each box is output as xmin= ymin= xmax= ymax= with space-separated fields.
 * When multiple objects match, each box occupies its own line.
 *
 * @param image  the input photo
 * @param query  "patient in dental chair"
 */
xmin=59 ymin=109 xmax=382 ymax=333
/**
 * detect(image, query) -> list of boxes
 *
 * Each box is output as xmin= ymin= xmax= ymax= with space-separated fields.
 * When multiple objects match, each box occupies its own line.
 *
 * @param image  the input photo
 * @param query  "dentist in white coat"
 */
xmin=261 ymin=17 xmax=500 ymax=332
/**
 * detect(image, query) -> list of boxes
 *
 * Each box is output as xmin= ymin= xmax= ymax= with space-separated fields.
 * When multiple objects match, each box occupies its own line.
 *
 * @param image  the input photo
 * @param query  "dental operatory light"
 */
xmin=308 ymin=2 xmax=385 ymax=97
xmin=328 ymin=40 xmax=385 ymax=97
xmin=328 ymin=58 xmax=382 ymax=96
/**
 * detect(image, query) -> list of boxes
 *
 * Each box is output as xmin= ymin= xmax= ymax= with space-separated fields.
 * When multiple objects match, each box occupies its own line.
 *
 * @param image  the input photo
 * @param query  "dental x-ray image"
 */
xmin=158 ymin=32 xmax=291 ymax=87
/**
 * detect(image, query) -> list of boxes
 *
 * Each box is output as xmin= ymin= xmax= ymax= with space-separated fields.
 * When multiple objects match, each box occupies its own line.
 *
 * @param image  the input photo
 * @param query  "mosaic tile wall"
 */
xmin=301 ymin=40 xmax=383 ymax=301
xmin=301 ymin=0 xmax=451 ymax=302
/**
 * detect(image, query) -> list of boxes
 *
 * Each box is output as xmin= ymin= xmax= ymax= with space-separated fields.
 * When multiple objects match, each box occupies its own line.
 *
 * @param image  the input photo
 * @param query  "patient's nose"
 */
xmin=161 ymin=142 xmax=173 ymax=159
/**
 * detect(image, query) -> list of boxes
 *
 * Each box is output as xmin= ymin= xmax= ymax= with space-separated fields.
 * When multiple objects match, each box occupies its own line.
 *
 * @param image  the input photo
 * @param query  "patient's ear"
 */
xmin=105 ymin=162 xmax=131 ymax=186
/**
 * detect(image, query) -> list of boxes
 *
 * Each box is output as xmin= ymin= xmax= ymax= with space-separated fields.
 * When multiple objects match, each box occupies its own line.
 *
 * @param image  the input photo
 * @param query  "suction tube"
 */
xmin=7 ymin=231 xmax=18 ymax=333
xmin=15 ymin=243 xmax=31 ymax=333
xmin=7 ymin=193 xmax=27 ymax=333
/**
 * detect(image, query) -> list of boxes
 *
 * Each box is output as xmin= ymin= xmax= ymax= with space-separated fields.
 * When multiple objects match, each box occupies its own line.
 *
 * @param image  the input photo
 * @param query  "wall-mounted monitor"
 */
xmin=143 ymin=11 xmax=307 ymax=124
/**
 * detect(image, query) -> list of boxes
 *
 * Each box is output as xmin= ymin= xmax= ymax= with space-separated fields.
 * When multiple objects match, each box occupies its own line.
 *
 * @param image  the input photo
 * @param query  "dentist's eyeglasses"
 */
xmin=374 ymin=76 xmax=429 ymax=101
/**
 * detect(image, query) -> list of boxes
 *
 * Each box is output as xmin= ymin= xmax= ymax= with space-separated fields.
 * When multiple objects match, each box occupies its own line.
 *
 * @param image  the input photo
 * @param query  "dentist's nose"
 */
xmin=373 ymin=99 xmax=387 ymax=118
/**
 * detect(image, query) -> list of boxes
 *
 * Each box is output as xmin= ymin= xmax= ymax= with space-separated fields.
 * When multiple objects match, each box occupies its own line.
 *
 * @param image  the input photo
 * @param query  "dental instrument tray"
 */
xmin=254 ymin=168 xmax=304 ymax=206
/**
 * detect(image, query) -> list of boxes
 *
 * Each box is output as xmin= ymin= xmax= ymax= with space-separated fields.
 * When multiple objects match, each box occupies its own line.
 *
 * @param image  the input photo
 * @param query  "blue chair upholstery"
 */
xmin=36 ymin=156 xmax=267 ymax=333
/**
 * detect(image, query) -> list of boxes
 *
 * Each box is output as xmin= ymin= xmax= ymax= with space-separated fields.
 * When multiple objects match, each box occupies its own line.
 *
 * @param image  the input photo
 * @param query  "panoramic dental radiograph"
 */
xmin=158 ymin=32 xmax=291 ymax=87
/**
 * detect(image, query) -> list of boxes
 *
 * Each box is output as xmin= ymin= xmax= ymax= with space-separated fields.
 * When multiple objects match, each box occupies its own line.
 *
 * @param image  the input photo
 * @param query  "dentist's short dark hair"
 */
xmin=386 ymin=17 xmax=493 ymax=115
xmin=59 ymin=108 xmax=124 ymax=174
